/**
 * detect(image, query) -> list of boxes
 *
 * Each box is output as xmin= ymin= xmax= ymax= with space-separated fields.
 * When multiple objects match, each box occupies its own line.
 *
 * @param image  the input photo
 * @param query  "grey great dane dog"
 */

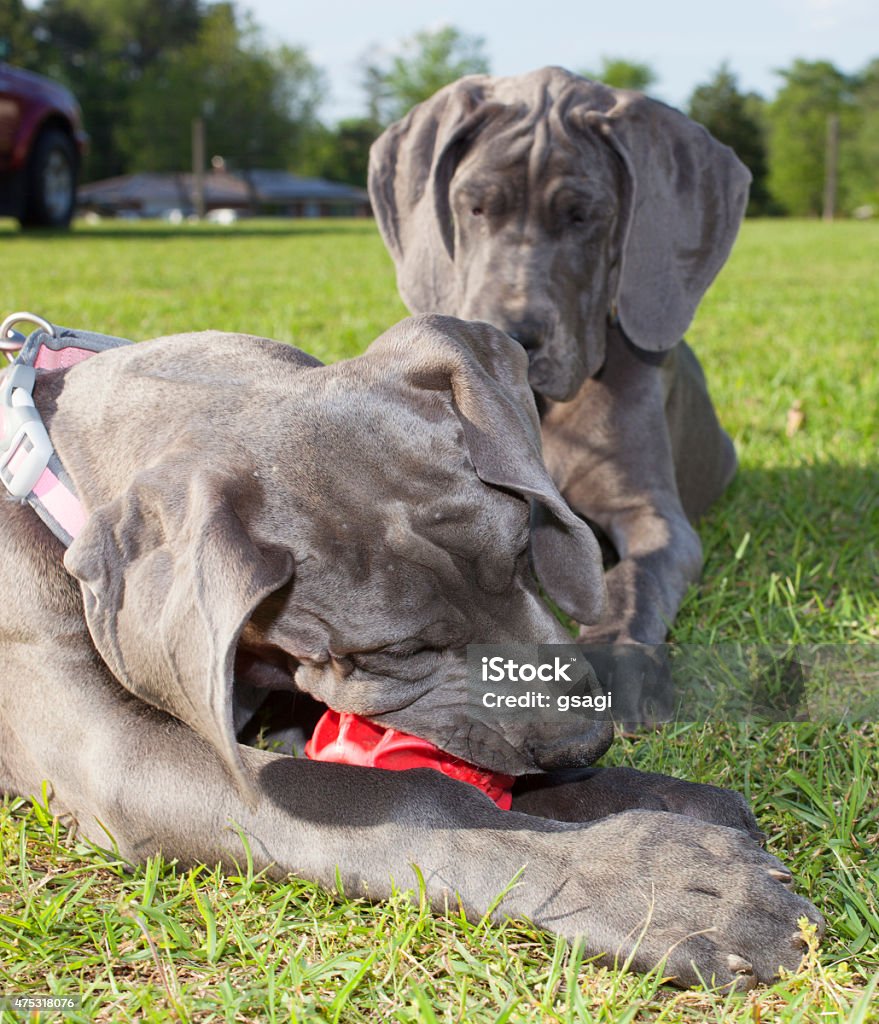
xmin=0 ymin=314 xmax=820 ymax=989
xmin=369 ymin=67 xmax=750 ymax=651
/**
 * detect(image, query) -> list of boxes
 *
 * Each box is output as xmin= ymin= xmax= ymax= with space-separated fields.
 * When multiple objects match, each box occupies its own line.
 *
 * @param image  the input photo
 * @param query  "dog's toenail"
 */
xmin=727 ymin=954 xmax=753 ymax=974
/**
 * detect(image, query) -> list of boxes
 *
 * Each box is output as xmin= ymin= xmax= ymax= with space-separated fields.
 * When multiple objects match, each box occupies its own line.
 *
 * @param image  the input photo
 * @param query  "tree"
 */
xmin=297 ymin=117 xmax=381 ymax=187
xmin=20 ymin=0 xmax=324 ymax=180
xmin=688 ymin=64 xmax=772 ymax=215
xmin=36 ymin=0 xmax=202 ymax=72
xmin=847 ymin=59 xmax=879 ymax=209
xmin=363 ymin=25 xmax=489 ymax=124
xmin=580 ymin=57 xmax=657 ymax=91
xmin=766 ymin=60 xmax=856 ymax=216
xmin=19 ymin=0 xmax=210 ymax=179
xmin=119 ymin=5 xmax=325 ymax=173
xmin=0 ymin=0 xmax=41 ymax=66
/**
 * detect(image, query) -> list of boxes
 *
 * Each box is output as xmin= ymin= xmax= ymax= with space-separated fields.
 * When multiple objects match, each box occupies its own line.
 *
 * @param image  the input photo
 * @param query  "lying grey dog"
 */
xmin=369 ymin=67 xmax=750 ymax=649
xmin=0 ymin=314 xmax=820 ymax=989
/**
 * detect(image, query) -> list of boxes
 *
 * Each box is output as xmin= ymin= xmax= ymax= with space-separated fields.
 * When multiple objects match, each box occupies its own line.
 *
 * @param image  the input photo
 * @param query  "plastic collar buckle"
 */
xmin=0 ymin=363 xmax=54 ymax=499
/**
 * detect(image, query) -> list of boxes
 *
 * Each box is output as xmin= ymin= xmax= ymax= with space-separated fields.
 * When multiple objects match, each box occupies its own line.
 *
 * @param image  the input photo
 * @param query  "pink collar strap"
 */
xmin=0 ymin=313 xmax=131 ymax=546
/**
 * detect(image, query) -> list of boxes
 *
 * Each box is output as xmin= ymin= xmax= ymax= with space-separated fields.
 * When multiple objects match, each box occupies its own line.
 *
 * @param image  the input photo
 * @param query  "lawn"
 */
xmin=0 ymin=217 xmax=877 ymax=1023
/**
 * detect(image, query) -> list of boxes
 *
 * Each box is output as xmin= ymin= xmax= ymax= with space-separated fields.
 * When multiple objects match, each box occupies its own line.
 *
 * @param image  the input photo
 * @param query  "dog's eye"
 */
xmin=352 ymin=646 xmax=436 ymax=681
xmin=458 ymin=181 xmax=505 ymax=219
xmin=568 ymin=209 xmax=587 ymax=226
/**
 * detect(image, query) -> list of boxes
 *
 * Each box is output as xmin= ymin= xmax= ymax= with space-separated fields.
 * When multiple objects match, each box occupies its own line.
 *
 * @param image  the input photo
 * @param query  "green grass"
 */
xmin=0 ymin=219 xmax=407 ymax=360
xmin=1 ymin=217 xmax=877 ymax=1022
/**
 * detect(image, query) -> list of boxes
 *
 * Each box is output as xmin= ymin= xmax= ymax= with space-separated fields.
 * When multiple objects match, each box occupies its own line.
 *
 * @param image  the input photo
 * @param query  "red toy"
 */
xmin=305 ymin=710 xmax=514 ymax=810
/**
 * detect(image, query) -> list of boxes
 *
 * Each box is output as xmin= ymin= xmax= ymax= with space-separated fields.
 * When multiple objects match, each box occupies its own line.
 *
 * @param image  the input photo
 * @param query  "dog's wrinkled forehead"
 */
xmin=281 ymin=371 xmax=530 ymax=613
xmin=464 ymin=66 xmax=617 ymax=117
xmin=452 ymin=88 xmax=620 ymax=215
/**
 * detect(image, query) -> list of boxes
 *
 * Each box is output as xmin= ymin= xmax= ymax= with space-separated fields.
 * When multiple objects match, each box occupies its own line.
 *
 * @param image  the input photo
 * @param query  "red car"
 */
xmin=0 ymin=62 xmax=87 ymax=228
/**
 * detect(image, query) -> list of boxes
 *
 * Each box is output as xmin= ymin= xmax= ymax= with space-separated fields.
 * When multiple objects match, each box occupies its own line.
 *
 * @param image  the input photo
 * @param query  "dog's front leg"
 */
xmin=4 ymin=667 xmax=821 ymax=992
xmin=71 ymin=733 xmax=828 ymax=990
xmin=540 ymin=331 xmax=703 ymax=650
xmin=511 ymin=766 xmax=763 ymax=841
xmin=538 ymin=333 xmax=709 ymax=722
xmin=1 ymin=655 xmax=544 ymax=909
xmin=0 ymin=652 xmax=589 ymax=916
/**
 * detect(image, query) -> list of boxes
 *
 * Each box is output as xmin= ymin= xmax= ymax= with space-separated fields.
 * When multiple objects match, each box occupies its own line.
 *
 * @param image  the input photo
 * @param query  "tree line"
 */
xmin=2 ymin=0 xmax=876 ymax=216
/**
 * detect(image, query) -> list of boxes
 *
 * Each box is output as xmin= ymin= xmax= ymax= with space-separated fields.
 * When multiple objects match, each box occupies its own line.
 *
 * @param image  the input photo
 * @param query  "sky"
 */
xmin=242 ymin=0 xmax=878 ymax=122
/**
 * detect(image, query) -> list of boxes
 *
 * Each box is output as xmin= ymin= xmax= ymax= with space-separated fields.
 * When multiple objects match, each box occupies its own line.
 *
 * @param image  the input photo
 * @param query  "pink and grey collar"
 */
xmin=0 ymin=312 xmax=131 ymax=546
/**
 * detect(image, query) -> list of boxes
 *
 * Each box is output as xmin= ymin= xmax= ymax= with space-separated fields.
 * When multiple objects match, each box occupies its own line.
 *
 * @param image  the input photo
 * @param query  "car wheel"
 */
xmin=21 ymin=128 xmax=78 ymax=228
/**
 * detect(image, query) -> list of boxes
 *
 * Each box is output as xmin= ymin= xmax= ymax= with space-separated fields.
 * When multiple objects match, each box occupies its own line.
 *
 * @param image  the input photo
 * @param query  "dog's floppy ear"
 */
xmin=63 ymin=466 xmax=294 ymax=797
xmin=366 ymin=314 xmax=606 ymax=624
xmin=573 ymin=86 xmax=751 ymax=352
xmin=368 ymin=76 xmax=500 ymax=312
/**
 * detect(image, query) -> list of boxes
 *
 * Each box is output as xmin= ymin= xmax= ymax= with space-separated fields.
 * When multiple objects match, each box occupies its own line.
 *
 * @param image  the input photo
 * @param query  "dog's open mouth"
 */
xmin=305 ymin=708 xmax=515 ymax=808
xmin=235 ymin=686 xmax=515 ymax=807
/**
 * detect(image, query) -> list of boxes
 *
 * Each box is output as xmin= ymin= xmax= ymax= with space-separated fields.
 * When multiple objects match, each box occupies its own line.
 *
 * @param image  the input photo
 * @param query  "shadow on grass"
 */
xmin=718 ymin=461 xmax=877 ymax=526
xmin=695 ymin=460 xmax=877 ymax=637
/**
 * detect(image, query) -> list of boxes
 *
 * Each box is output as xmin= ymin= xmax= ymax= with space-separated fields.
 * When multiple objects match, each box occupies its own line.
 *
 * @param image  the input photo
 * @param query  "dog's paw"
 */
xmin=513 ymin=767 xmax=763 ymax=842
xmin=591 ymin=767 xmax=763 ymax=843
xmin=533 ymin=811 xmax=823 ymax=989
xmin=631 ymin=771 xmax=764 ymax=844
